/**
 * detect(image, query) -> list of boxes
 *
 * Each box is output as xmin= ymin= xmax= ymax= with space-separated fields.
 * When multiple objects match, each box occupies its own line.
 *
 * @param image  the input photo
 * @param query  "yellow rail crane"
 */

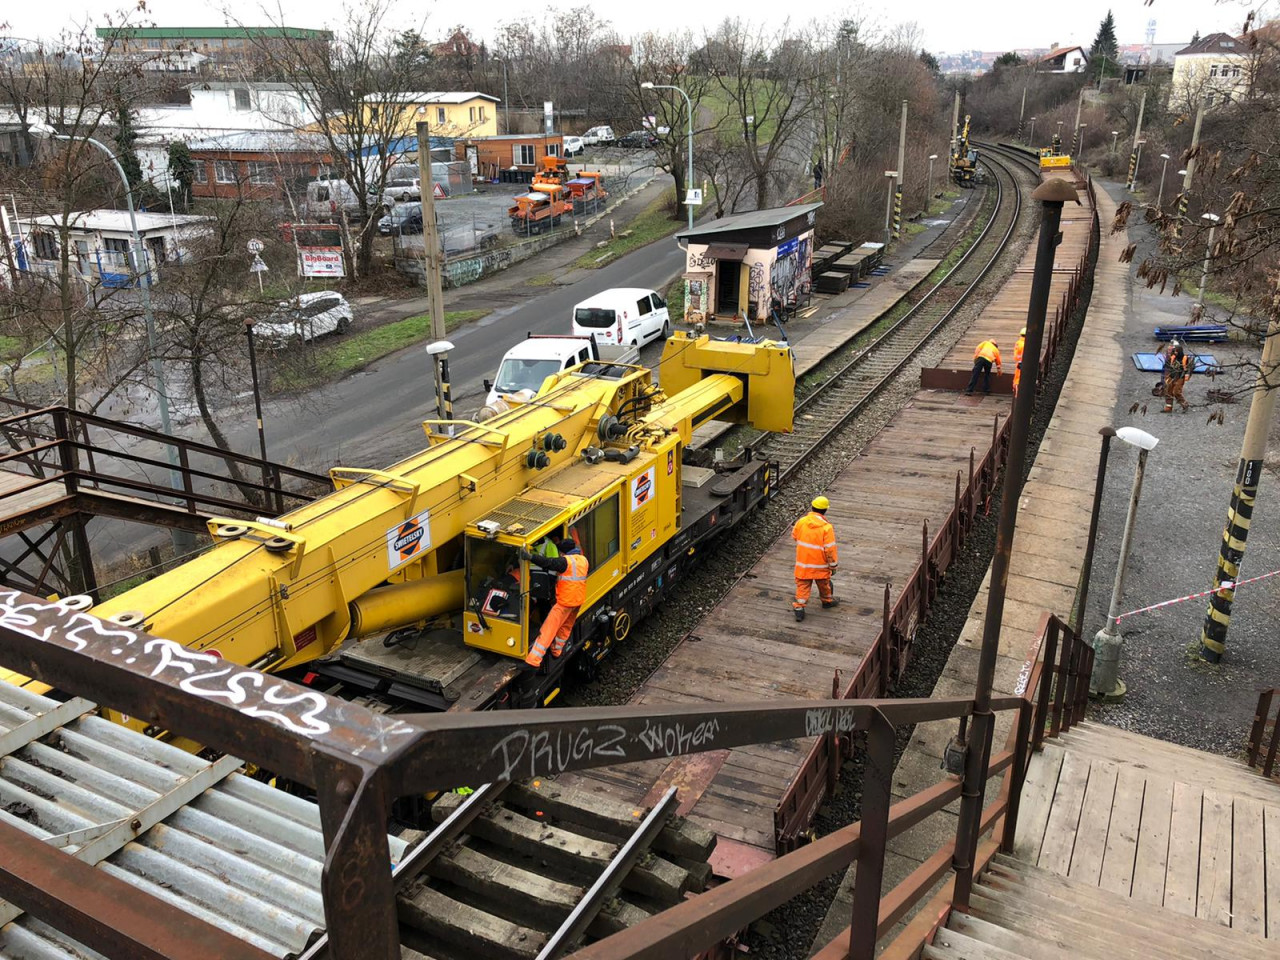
xmin=951 ymin=114 xmax=980 ymax=188
xmin=24 ymin=335 xmax=792 ymax=722
xmin=1038 ymin=131 xmax=1072 ymax=170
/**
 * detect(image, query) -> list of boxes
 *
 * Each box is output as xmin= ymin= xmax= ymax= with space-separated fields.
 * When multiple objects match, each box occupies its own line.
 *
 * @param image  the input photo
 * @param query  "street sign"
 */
xmin=250 ymin=255 xmax=268 ymax=273
xmin=685 ymin=188 xmax=703 ymax=206
xmin=247 ymin=238 xmax=264 ymax=254
xmin=432 ymin=182 xmax=446 ymax=200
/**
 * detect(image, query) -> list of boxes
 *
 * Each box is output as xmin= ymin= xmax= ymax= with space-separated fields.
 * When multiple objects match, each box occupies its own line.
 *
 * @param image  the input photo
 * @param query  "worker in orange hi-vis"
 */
xmin=1012 ymin=327 xmax=1026 ymax=397
xmin=965 ymin=339 xmax=1002 ymax=395
xmin=521 ymin=537 xmax=589 ymax=667
xmin=792 ymin=496 xmax=839 ymax=622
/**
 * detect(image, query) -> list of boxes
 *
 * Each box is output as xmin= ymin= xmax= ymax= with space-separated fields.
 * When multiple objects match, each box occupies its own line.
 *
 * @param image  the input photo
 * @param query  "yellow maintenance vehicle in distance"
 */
xmin=66 ymin=333 xmax=793 ymax=716
xmin=951 ymin=114 xmax=980 ymax=187
xmin=1039 ymin=131 xmax=1072 ymax=169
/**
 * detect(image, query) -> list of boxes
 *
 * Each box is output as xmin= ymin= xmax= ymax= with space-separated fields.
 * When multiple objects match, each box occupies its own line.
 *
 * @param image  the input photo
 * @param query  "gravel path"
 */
xmin=1082 ymin=181 xmax=1280 ymax=757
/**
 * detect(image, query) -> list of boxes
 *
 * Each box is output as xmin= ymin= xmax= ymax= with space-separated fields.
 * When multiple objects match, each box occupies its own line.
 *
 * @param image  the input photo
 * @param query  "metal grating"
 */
xmin=477 ymin=496 xmax=564 ymax=532
xmin=0 ymin=682 xmax=409 ymax=958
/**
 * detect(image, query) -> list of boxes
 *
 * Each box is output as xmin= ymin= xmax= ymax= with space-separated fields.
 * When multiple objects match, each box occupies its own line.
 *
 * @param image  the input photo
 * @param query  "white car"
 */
xmin=257 ymin=291 xmax=353 ymax=344
xmin=581 ymin=125 xmax=615 ymax=147
xmin=563 ymin=135 xmax=585 ymax=157
xmin=571 ymin=287 xmax=671 ymax=347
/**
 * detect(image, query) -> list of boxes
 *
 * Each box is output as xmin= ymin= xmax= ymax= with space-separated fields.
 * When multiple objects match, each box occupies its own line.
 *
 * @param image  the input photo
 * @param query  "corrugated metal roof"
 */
xmin=0 ymin=682 xmax=409 ymax=958
xmin=674 ymin=202 xmax=822 ymax=242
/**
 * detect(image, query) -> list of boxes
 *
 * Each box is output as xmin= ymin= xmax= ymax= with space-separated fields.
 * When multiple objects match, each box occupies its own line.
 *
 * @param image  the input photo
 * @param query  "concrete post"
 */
xmin=1127 ymin=91 xmax=1146 ymax=190
xmin=416 ymin=121 xmax=446 ymax=343
xmin=1176 ymin=101 xmax=1205 ymax=238
xmin=894 ymin=100 xmax=908 ymax=239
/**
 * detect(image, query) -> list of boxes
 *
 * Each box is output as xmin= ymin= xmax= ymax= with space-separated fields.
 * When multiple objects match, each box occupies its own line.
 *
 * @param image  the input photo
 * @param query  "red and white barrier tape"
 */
xmin=1114 ymin=567 xmax=1280 ymax=624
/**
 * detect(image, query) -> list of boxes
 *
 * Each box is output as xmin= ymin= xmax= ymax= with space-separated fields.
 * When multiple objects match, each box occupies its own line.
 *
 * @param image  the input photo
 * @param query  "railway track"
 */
xmin=749 ymin=151 xmax=1038 ymax=480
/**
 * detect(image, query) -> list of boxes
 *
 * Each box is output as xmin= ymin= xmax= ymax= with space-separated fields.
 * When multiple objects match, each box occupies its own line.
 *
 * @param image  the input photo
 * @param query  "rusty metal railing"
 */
xmin=1247 ymin=689 xmax=1280 ymax=780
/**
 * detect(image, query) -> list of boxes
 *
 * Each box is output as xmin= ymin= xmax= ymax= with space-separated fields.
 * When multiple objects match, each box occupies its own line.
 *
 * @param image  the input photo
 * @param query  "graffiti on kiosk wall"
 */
xmin=748 ymin=260 xmax=767 ymax=310
xmin=687 ymin=247 xmax=716 ymax=271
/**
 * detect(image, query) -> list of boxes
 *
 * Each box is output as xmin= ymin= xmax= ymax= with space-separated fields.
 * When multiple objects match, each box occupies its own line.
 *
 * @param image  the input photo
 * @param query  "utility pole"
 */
xmin=951 ymin=90 xmax=961 ymax=156
xmin=1200 ymin=298 xmax=1280 ymax=663
xmin=894 ymin=99 xmax=908 ymax=240
xmin=1072 ymin=86 xmax=1085 ymax=155
xmin=1126 ymin=91 xmax=1146 ymax=190
xmin=1017 ymin=86 xmax=1027 ymax=140
xmin=416 ymin=121 xmax=447 ymax=347
xmin=1176 ymin=99 xmax=1206 ymax=238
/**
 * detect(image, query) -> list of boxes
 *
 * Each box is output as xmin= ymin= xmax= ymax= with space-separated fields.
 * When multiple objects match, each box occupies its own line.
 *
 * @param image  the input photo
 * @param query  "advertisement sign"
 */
xmin=299 ymin=247 xmax=345 ymax=278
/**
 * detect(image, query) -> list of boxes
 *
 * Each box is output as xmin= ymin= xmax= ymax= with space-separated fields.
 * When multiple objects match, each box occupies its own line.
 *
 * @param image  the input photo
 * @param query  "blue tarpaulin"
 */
xmin=1132 ymin=353 xmax=1218 ymax=374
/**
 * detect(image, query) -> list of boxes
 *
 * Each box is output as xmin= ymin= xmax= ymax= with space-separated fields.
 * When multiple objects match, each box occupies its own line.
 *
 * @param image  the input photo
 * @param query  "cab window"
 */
xmin=571 ymin=495 xmax=620 ymax=569
xmin=636 ymin=296 xmax=652 ymax=316
xmin=466 ymin=539 xmax=523 ymax=622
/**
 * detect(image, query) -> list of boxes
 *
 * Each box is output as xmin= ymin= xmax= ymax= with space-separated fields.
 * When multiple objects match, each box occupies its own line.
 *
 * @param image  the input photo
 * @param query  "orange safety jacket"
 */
xmin=974 ymin=341 xmax=1002 ymax=367
xmin=793 ymin=512 xmax=838 ymax=580
xmin=555 ymin=552 xmax=589 ymax=606
xmin=1013 ymin=336 xmax=1025 ymax=368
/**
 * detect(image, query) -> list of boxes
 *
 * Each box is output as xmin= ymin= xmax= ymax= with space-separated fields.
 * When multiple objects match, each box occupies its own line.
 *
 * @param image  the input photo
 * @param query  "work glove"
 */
xmin=517 ymin=548 xmax=532 ymax=562
xmin=828 ymin=564 xmax=839 ymax=573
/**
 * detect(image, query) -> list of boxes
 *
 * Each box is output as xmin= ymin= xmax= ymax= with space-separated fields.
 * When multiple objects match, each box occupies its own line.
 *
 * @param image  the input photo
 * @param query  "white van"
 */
xmin=571 ymin=288 xmax=671 ymax=347
xmin=481 ymin=335 xmax=639 ymax=412
xmin=304 ymin=179 xmax=362 ymax=221
xmin=581 ymin=126 xmax=615 ymax=146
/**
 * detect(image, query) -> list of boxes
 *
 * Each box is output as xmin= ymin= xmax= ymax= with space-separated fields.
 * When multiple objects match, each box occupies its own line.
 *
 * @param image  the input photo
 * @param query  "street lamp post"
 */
xmin=1197 ymin=212 xmax=1221 ymax=307
xmin=426 ymin=339 xmax=455 ymax=424
xmin=1090 ymin=426 xmax=1160 ymax=699
xmin=926 ymin=154 xmax=938 ymax=214
xmin=1132 ymin=139 xmax=1146 ymax=190
xmin=641 ymin=81 xmax=695 ymax=231
xmin=1028 ymin=117 xmax=1036 ymax=147
xmin=243 ymin=319 xmax=271 ymax=508
xmin=1155 ymin=154 xmax=1171 ymax=207
xmin=492 ymin=58 xmax=509 ymax=135
xmin=1110 ymin=130 xmax=1119 ymax=152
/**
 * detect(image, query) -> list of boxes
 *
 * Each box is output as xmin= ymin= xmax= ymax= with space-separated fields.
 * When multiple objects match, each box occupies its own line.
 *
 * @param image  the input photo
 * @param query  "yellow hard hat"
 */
xmin=1020 ymin=327 xmax=1027 ymax=336
xmin=812 ymin=496 xmax=830 ymax=511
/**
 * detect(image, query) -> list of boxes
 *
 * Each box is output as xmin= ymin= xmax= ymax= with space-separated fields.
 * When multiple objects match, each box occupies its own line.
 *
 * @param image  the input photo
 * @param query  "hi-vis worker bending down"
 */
xmin=792 ymin=497 xmax=839 ymax=622
xmin=520 ymin=537 xmax=589 ymax=667
xmin=1012 ymin=328 xmax=1026 ymax=397
xmin=966 ymin=340 xmax=1002 ymax=395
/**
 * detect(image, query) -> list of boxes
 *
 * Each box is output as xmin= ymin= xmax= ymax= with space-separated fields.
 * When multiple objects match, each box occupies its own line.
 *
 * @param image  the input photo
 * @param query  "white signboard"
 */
xmin=631 ymin=466 xmax=655 ymax=511
xmin=249 ymin=256 xmax=268 ymax=273
xmin=386 ymin=509 xmax=432 ymax=569
xmin=685 ymin=188 xmax=703 ymax=206
xmin=543 ymin=100 xmax=554 ymax=136
xmin=299 ymin=247 xmax=345 ymax=278
xmin=247 ymin=238 xmax=264 ymax=254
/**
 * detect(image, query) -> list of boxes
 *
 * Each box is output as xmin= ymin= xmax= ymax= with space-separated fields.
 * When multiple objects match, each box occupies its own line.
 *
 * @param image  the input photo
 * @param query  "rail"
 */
xmin=1247 ymin=688 xmax=1280 ymax=780
xmin=0 ymin=398 xmax=328 ymax=529
xmin=0 ymin=588 xmax=1090 ymax=960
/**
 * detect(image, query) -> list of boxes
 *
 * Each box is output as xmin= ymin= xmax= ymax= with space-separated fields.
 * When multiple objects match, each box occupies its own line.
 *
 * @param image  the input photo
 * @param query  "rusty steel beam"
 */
xmin=0 ymin=815 xmax=276 ymax=960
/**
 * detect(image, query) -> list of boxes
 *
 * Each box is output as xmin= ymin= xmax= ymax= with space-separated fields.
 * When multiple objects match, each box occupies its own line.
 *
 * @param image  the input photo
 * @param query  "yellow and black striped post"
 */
xmin=1175 ymin=192 xmax=1189 ymax=239
xmin=1126 ymin=152 xmax=1137 ymax=191
xmin=893 ymin=188 xmax=902 ymax=240
xmin=1201 ymin=316 xmax=1280 ymax=662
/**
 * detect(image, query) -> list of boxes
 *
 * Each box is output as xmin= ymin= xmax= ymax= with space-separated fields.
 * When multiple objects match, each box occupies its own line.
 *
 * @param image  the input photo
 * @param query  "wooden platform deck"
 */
xmin=0 ymin=469 xmax=72 ymax=535
xmin=1014 ymin=722 xmax=1280 ymax=940
xmin=566 ymin=393 xmax=1009 ymax=872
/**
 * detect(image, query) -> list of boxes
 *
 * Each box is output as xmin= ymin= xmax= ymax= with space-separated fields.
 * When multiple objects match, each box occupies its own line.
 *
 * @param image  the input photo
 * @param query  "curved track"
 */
xmin=749 ymin=151 xmax=1038 ymax=480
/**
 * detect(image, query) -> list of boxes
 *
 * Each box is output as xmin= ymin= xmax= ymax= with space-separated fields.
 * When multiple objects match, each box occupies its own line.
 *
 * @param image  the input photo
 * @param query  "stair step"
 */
xmin=948 ymin=912 xmax=1096 ymax=960
xmin=925 ymin=926 xmax=1037 ymax=960
xmin=1060 ymin=724 xmax=1257 ymax=778
xmin=968 ymin=883 xmax=1272 ymax=960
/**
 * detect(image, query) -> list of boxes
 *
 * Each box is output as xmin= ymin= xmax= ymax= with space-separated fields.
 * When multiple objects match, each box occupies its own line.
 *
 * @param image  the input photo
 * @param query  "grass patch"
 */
xmin=0 ymin=335 xmax=23 ymax=360
xmin=527 ymin=272 xmax=557 ymax=287
xmin=277 ymin=309 xmax=487 ymax=390
xmin=664 ymin=276 xmax=685 ymax=319
xmin=700 ymin=85 xmax=782 ymax=144
xmin=571 ymin=192 xmax=683 ymax=269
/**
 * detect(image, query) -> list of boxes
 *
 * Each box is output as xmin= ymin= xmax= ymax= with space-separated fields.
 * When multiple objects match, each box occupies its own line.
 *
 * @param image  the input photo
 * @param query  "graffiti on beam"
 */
xmin=0 ymin=591 xmax=413 ymax=746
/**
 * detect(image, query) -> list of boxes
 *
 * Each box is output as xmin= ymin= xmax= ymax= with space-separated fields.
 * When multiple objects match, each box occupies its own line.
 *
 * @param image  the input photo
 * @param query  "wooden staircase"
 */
xmin=925 ymin=720 xmax=1280 ymax=958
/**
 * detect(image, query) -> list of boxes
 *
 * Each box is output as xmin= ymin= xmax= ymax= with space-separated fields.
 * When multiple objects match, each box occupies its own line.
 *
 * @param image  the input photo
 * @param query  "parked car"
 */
xmin=617 ymin=130 xmax=658 ymax=149
xmin=378 ymin=202 xmax=424 ymax=235
xmin=581 ymin=125 xmax=615 ymax=146
xmin=257 ymin=292 xmax=353 ymax=344
xmin=563 ymin=135 xmax=585 ymax=157
xmin=379 ymin=175 xmax=421 ymax=202
xmin=304 ymin=179 xmax=362 ymax=222
xmin=481 ymin=335 xmax=641 ymax=413
xmin=571 ymin=287 xmax=671 ymax=347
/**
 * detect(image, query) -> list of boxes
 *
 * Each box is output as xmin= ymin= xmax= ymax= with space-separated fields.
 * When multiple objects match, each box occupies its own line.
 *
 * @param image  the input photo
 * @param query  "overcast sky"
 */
xmin=5 ymin=0 xmax=1252 ymax=57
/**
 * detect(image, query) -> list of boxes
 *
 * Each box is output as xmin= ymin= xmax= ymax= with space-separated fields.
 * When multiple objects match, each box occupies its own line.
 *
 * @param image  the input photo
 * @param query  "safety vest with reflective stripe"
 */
xmin=793 ymin=512 xmax=838 ymax=580
xmin=1013 ymin=336 xmax=1025 ymax=368
xmin=555 ymin=552 xmax=589 ymax=606
xmin=974 ymin=341 xmax=1001 ymax=365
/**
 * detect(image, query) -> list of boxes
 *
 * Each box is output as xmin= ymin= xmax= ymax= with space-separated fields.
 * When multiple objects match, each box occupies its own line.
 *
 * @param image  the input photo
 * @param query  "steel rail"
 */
xmin=747 ymin=152 xmax=1036 ymax=482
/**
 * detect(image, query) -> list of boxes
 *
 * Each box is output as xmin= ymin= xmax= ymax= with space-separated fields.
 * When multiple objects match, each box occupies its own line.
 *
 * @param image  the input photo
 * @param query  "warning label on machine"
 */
xmin=386 ymin=509 xmax=432 ymax=569
xmin=631 ymin=467 xmax=655 ymax=511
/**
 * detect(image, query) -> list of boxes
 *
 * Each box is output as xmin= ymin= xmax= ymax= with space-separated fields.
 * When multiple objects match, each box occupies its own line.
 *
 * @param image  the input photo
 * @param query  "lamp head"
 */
xmin=1201 ymin=212 xmax=1220 ymax=223
xmin=1177 ymin=169 xmax=1188 ymax=176
xmin=928 ymin=154 xmax=938 ymax=160
xmin=426 ymin=340 xmax=455 ymax=356
xmin=640 ymin=81 xmax=655 ymax=89
xmin=1116 ymin=426 xmax=1159 ymax=451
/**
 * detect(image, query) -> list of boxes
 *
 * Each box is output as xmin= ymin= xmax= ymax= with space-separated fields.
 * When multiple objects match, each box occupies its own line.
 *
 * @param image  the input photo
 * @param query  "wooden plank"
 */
xmin=1036 ymin=749 xmax=1090 ymax=875
xmin=1265 ymin=804 xmax=1280 ymax=939
xmin=1011 ymin=744 xmax=1065 ymax=864
xmin=1068 ymin=758 xmax=1118 ymax=886
xmin=1097 ymin=766 xmax=1146 ymax=896
xmin=399 ymin=884 xmax=544 ymax=959
xmin=1163 ymin=780 xmax=1203 ymax=918
xmin=1230 ymin=796 xmax=1266 ymax=937
xmin=1197 ymin=789 xmax=1233 ymax=927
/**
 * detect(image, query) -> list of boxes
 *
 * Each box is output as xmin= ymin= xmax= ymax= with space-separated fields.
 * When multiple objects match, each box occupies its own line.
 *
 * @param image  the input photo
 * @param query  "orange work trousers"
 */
xmin=525 ymin=603 xmax=580 ymax=666
xmin=1163 ymin=375 xmax=1188 ymax=412
xmin=794 ymin=577 xmax=833 ymax=610
xmin=1012 ymin=366 xmax=1021 ymax=397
